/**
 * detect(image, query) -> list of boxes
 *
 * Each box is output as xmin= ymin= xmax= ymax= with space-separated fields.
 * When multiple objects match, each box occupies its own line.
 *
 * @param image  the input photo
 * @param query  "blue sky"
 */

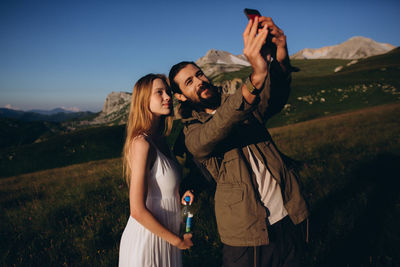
xmin=1 ymin=0 xmax=399 ymax=112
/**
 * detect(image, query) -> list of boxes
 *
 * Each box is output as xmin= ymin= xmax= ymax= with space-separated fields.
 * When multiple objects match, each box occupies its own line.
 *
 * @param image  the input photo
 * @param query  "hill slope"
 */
xmin=213 ymin=47 xmax=400 ymax=127
xmin=0 ymin=125 xmax=126 ymax=178
xmin=1 ymin=103 xmax=399 ymax=266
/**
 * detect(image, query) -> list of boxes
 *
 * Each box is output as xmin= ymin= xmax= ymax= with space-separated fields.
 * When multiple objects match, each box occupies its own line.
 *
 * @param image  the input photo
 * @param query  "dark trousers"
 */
xmin=222 ymin=216 xmax=306 ymax=267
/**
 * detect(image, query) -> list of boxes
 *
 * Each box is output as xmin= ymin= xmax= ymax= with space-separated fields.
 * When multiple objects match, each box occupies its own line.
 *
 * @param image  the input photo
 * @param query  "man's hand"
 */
xmin=258 ymin=17 xmax=290 ymax=71
xmin=242 ymin=16 xmax=291 ymax=103
xmin=243 ymin=16 xmax=269 ymax=89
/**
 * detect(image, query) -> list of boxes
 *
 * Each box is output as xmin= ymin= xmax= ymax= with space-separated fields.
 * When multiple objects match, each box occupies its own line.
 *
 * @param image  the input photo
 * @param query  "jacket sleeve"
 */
xmin=253 ymin=60 xmax=292 ymax=124
xmin=184 ymin=88 xmax=256 ymax=160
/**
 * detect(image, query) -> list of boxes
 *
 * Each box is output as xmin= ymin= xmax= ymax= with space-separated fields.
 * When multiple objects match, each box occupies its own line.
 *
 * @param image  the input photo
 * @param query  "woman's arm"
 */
xmin=128 ymin=136 xmax=193 ymax=249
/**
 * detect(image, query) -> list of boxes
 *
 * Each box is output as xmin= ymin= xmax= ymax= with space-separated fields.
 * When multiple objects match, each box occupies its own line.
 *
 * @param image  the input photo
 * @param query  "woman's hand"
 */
xmin=181 ymin=190 xmax=194 ymax=205
xmin=176 ymin=233 xmax=193 ymax=250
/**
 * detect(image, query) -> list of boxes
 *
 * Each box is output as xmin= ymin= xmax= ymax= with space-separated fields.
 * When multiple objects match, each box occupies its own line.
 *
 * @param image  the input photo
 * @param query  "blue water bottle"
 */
xmin=182 ymin=196 xmax=194 ymax=233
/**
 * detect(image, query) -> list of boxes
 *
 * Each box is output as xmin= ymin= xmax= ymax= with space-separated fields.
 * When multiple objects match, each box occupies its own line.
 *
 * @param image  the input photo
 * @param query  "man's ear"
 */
xmin=174 ymin=93 xmax=187 ymax=102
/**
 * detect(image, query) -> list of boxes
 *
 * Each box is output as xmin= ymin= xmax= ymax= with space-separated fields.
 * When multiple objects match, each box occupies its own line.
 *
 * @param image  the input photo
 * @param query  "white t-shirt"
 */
xmin=247 ymin=146 xmax=288 ymax=225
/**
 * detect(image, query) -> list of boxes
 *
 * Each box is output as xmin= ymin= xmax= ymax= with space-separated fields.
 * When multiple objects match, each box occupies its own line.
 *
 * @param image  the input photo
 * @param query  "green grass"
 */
xmin=0 ymin=118 xmax=185 ymax=179
xmin=0 ymin=118 xmax=64 ymax=149
xmin=211 ymin=48 xmax=400 ymax=128
xmin=1 ymin=103 xmax=399 ymax=266
xmin=0 ymin=125 xmax=126 ymax=178
xmin=0 ymin=159 xmax=127 ymax=266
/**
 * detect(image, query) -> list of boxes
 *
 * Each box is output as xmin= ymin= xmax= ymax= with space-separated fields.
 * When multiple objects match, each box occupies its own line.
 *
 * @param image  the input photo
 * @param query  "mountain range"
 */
xmin=28 ymin=107 xmax=81 ymax=115
xmin=195 ymin=37 xmax=395 ymax=68
xmin=13 ymin=36 xmax=396 ymax=128
xmin=291 ymin=36 xmax=395 ymax=59
xmin=0 ymin=107 xmax=94 ymax=122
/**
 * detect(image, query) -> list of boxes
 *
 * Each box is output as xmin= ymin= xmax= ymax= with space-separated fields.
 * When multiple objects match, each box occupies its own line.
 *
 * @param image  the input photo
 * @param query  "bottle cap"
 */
xmin=184 ymin=196 xmax=191 ymax=203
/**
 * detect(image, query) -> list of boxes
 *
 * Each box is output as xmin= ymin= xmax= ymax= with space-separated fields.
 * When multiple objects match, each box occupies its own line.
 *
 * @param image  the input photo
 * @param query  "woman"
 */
xmin=119 ymin=74 xmax=193 ymax=267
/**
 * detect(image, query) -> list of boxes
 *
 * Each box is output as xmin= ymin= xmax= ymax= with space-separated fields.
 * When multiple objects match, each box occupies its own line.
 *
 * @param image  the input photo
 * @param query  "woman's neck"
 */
xmin=148 ymin=116 xmax=163 ymax=140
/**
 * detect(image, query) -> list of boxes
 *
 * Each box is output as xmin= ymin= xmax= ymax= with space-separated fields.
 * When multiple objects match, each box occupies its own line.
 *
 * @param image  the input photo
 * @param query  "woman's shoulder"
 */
xmin=131 ymin=135 xmax=157 ymax=167
xmin=131 ymin=135 xmax=151 ymax=151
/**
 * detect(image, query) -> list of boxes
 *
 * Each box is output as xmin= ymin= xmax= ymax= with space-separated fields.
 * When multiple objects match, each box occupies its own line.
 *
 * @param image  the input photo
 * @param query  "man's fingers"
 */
xmin=243 ymin=19 xmax=253 ymax=46
xmin=249 ymin=16 xmax=259 ymax=40
xmin=258 ymin=16 xmax=284 ymax=39
xmin=243 ymin=22 xmax=269 ymax=59
xmin=254 ymin=24 xmax=269 ymax=48
xmin=271 ymin=34 xmax=287 ymax=47
xmin=259 ymin=16 xmax=274 ymax=28
xmin=243 ymin=19 xmax=253 ymax=39
xmin=270 ymin=27 xmax=283 ymax=37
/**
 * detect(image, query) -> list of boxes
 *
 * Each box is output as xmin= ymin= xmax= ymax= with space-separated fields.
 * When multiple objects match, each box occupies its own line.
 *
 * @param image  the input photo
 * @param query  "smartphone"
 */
xmin=244 ymin=8 xmax=261 ymax=20
xmin=244 ymin=8 xmax=273 ymax=46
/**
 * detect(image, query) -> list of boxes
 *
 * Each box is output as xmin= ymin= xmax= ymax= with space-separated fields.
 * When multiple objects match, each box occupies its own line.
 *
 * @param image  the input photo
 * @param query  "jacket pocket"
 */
xmin=214 ymin=183 xmax=257 ymax=240
xmin=219 ymin=150 xmax=241 ymax=183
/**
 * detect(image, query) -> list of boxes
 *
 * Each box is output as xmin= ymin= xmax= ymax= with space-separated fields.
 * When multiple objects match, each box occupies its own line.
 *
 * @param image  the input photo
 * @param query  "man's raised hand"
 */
xmin=243 ymin=16 xmax=269 ymax=89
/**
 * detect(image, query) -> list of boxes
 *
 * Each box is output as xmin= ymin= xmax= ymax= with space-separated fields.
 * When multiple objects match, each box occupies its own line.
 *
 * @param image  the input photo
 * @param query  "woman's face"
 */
xmin=149 ymin=78 xmax=172 ymax=117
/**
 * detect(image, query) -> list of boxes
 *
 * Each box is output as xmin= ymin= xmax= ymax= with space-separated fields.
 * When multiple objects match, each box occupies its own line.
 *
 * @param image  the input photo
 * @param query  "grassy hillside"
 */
xmin=0 ymin=120 xmax=185 ymax=178
xmin=1 ymin=103 xmax=399 ymax=266
xmin=0 ymin=125 xmax=126 ymax=178
xmin=212 ymin=49 xmax=400 ymax=127
xmin=0 ymin=118 xmax=65 ymax=149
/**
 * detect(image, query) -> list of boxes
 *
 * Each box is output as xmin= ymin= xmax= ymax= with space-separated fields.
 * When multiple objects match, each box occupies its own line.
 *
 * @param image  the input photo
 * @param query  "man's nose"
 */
xmin=193 ymin=76 xmax=204 ymax=87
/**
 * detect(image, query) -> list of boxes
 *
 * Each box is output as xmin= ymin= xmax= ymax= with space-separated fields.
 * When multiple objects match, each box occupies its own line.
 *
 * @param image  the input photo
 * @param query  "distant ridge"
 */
xmin=195 ymin=49 xmax=250 ymax=77
xmin=196 ymin=49 xmax=250 ymax=66
xmin=195 ymin=37 xmax=396 ymax=76
xmin=290 ymin=36 xmax=395 ymax=59
xmin=28 ymin=107 xmax=80 ymax=115
xmin=0 ymin=108 xmax=94 ymax=122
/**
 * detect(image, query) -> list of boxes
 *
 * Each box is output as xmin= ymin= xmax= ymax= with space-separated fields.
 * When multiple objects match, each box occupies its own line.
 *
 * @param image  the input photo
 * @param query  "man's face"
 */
xmin=173 ymin=64 xmax=218 ymax=107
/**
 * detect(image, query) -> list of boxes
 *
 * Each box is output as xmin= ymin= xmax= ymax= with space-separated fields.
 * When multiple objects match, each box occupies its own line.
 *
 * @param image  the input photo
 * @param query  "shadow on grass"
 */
xmin=307 ymin=153 xmax=400 ymax=266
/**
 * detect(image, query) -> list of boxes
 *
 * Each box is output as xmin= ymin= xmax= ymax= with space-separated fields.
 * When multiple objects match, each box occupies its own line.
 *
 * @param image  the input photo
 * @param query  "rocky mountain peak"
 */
xmin=101 ymin=91 xmax=131 ymax=116
xmin=77 ymin=91 xmax=131 ymax=126
xmin=195 ymin=49 xmax=250 ymax=77
xmin=196 ymin=49 xmax=250 ymax=67
xmin=290 ymin=36 xmax=395 ymax=59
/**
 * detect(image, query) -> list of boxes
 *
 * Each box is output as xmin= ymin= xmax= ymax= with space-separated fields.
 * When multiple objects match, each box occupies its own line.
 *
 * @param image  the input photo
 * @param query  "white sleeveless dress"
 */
xmin=119 ymin=139 xmax=182 ymax=267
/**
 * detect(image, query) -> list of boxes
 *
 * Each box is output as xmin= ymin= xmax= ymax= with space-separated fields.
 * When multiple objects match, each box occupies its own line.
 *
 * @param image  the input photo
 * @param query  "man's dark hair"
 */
xmin=168 ymin=61 xmax=201 ymax=94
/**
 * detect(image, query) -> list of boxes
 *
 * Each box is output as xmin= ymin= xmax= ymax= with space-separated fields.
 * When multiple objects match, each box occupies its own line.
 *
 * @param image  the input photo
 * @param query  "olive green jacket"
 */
xmin=180 ymin=62 xmax=309 ymax=246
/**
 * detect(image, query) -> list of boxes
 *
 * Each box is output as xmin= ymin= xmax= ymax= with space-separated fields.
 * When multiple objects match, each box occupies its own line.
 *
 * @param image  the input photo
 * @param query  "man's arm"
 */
xmin=184 ymin=88 xmax=255 ymax=160
xmin=184 ymin=17 xmax=288 ymax=159
xmin=254 ymin=59 xmax=292 ymax=124
xmin=241 ymin=16 xmax=269 ymax=104
xmin=247 ymin=17 xmax=293 ymax=123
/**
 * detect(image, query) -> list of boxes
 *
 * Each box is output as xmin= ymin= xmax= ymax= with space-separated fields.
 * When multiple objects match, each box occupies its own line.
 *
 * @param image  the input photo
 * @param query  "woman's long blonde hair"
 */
xmin=123 ymin=74 xmax=173 ymax=186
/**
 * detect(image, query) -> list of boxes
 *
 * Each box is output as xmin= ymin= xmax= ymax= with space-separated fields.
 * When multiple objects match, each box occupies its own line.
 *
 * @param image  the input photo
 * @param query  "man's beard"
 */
xmin=193 ymin=82 xmax=221 ymax=111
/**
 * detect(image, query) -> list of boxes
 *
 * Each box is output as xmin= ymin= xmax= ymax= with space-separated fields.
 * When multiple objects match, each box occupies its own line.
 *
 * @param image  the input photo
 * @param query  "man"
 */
xmin=169 ymin=16 xmax=309 ymax=266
